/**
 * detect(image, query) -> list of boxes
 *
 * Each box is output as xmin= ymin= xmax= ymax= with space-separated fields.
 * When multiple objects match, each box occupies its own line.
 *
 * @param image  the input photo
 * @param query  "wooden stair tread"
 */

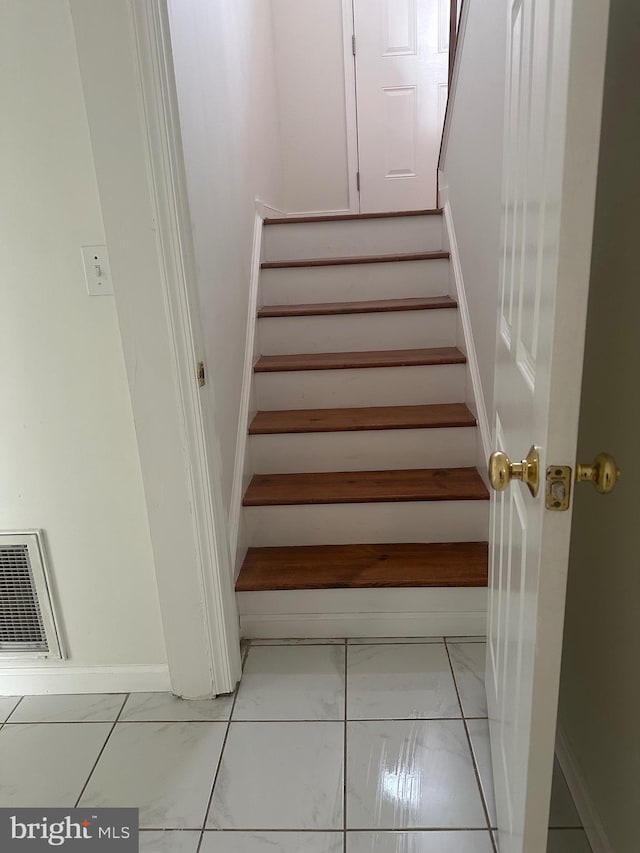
xmin=236 ymin=542 xmax=488 ymax=590
xmin=261 ymin=251 xmax=449 ymax=269
xmin=263 ymin=208 xmax=442 ymax=225
xmin=254 ymin=347 xmax=466 ymax=373
xmin=257 ymin=296 xmax=456 ymax=318
xmin=250 ymin=403 xmax=477 ymax=435
xmin=243 ymin=467 xmax=489 ymax=506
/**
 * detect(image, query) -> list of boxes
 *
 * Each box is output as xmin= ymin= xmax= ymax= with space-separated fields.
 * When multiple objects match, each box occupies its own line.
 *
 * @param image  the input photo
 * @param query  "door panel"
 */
xmin=487 ymin=1 xmax=610 ymax=851
xmin=385 ymin=0 xmax=417 ymax=54
xmin=383 ymin=86 xmax=418 ymax=177
xmin=353 ymin=0 xmax=447 ymax=211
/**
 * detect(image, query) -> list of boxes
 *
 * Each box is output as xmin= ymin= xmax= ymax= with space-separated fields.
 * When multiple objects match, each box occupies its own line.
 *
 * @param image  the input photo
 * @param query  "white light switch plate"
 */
xmin=81 ymin=245 xmax=113 ymax=295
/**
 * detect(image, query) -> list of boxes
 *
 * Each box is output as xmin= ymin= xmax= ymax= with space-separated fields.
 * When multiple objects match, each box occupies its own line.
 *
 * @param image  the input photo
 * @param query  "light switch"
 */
xmin=81 ymin=245 xmax=113 ymax=295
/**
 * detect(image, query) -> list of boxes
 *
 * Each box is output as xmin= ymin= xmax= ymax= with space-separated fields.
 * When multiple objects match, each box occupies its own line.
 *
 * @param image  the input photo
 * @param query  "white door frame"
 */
xmin=70 ymin=0 xmax=241 ymax=698
xmin=341 ymin=0 xmax=362 ymax=214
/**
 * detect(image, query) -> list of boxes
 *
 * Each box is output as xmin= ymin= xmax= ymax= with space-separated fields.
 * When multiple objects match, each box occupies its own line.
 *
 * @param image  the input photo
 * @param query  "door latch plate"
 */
xmin=545 ymin=466 xmax=572 ymax=511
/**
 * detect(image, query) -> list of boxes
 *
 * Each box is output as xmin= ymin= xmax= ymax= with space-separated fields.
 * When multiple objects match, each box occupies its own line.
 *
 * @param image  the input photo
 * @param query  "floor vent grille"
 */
xmin=0 ymin=532 xmax=64 ymax=659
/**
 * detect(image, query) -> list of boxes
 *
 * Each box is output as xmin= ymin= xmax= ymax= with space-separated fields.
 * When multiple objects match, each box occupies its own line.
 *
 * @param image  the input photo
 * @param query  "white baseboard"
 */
xmin=241 ymin=612 xmax=487 ymax=639
xmin=442 ymin=201 xmax=491 ymax=469
xmin=228 ymin=206 xmax=263 ymax=564
xmin=0 ymin=664 xmax=171 ymax=696
xmin=239 ymin=587 xmax=487 ymax=638
xmin=555 ymin=726 xmax=612 ymax=853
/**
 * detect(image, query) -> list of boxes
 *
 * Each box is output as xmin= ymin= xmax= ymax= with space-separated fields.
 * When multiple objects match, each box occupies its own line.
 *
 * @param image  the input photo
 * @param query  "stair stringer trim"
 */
xmin=229 ymin=204 xmax=264 ymax=577
xmin=258 ymin=200 xmax=354 ymax=220
xmin=257 ymin=199 xmax=286 ymax=219
xmin=238 ymin=587 xmax=487 ymax=638
xmin=442 ymin=201 xmax=492 ymax=480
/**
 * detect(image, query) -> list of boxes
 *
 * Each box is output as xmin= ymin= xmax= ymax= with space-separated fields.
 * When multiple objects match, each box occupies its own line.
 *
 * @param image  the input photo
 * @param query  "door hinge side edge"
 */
xmin=352 ymin=34 xmax=356 ymax=56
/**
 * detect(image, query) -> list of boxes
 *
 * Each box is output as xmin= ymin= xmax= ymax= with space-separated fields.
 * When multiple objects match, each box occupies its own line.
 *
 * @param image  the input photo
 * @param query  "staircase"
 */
xmin=235 ymin=208 xmax=489 ymax=638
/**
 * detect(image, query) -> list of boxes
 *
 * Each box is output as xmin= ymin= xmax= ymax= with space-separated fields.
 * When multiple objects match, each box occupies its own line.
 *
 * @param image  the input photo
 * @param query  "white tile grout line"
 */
xmin=73 ymin=692 xmax=130 ymax=808
xmin=250 ymin=640 xmax=437 ymax=645
xmin=444 ymin=637 xmax=487 ymax=643
xmin=343 ymin=638 xmax=348 ymax=852
xmin=443 ymin=642 xmax=498 ymax=852
xmin=142 ymin=826 xmax=494 ymax=833
xmin=60 ymin=716 xmax=487 ymax=724
xmin=1 ymin=718 xmax=238 ymax=724
xmin=195 ymin=635 xmax=251 ymax=850
xmin=1 ymin=715 xmax=490 ymax=723
xmin=0 ymin=696 xmax=24 ymax=729
xmin=444 ymin=635 xmax=497 ymax=842
xmin=550 ymin=826 xmax=591 ymax=832
xmin=249 ymin=638 xmax=345 ymax=644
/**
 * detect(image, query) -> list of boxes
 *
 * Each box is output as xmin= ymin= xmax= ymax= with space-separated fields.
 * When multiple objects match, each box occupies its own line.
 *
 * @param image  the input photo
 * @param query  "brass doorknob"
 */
xmin=488 ymin=445 xmax=540 ymax=497
xmin=576 ymin=452 xmax=621 ymax=494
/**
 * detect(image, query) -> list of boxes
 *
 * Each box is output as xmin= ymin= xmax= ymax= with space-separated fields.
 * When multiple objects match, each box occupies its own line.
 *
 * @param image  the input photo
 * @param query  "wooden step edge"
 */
xmin=236 ymin=542 xmax=489 ymax=591
xmin=253 ymin=347 xmax=467 ymax=373
xmin=242 ymin=468 xmax=490 ymax=507
xmin=243 ymin=490 xmax=490 ymax=507
xmin=261 ymin=251 xmax=450 ymax=270
xmin=249 ymin=404 xmax=477 ymax=435
xmin=263 ymin=208 xmax=443 ymax=225
xmin=257 ymin=296 xmax=457 ymax=318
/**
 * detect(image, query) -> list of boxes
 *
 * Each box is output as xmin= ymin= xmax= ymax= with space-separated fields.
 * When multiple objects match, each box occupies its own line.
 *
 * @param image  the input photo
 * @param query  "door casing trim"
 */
xmin=128 ymin=0 xmax=242 ymax=697
xmin=71 ymin=0 xmax=241 ymax=697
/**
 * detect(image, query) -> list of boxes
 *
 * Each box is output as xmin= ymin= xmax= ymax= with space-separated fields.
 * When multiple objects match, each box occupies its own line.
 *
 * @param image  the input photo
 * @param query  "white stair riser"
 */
xmin=261 ymin=259 xmax=450 ymax=305
xmin=257 ymin=309 xmax=457 ymax=355
xmin=263 ymin=216 xmax=443 ymax=261
xmin=238 ymin=588 xmax=487 ymax=638
xmin=250 ymin=427 xmax=477 ymax=473
xmin=255 ymin=363 xmax=466 ymax=409
xmin=240 ymin=587 xmax=486 ymax=616
xmin=245 ymin=500 xmax=489 ymax=546
xmin=239 ymin=610 xmax=487 ymax=639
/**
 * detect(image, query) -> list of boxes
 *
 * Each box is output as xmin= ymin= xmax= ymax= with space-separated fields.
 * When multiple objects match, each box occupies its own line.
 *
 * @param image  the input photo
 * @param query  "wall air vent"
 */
xmin=0 ymin=531 xmax=64 ymax=659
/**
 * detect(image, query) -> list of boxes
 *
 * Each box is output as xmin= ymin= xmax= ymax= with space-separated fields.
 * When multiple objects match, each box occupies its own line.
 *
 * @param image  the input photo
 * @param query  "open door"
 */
xmin=352 ymin=0 xmax=448 ymax=211
xmin=487 ymin=1 xmax=611 ymax=851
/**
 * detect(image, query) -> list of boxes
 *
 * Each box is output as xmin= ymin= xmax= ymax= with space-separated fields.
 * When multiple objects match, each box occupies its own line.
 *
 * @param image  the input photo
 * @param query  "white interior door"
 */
xmin=353 ymin=0 xmax=448 ymax=212
xmin=488 ymin=2 xmax=610 ymax=851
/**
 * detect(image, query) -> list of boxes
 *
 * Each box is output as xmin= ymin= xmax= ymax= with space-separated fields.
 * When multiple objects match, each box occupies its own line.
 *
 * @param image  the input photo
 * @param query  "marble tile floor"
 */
xmin=0 ymin=637 xmax=590 ymax=852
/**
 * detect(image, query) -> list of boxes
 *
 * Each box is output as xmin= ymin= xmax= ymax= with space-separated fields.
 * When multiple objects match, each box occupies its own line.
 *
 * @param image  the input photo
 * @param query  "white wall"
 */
xmin=558 ymin=0 xmax=640 ymax=847
xmin=167 ymin=0 xmax=284 ymax=515
xmin=0 ymin=1 xmax=166 ymax=668
xmin=439 ymin=0 xmax=508 ymax=420
xmin=271 ymin=0 xmax=353 ymax=214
